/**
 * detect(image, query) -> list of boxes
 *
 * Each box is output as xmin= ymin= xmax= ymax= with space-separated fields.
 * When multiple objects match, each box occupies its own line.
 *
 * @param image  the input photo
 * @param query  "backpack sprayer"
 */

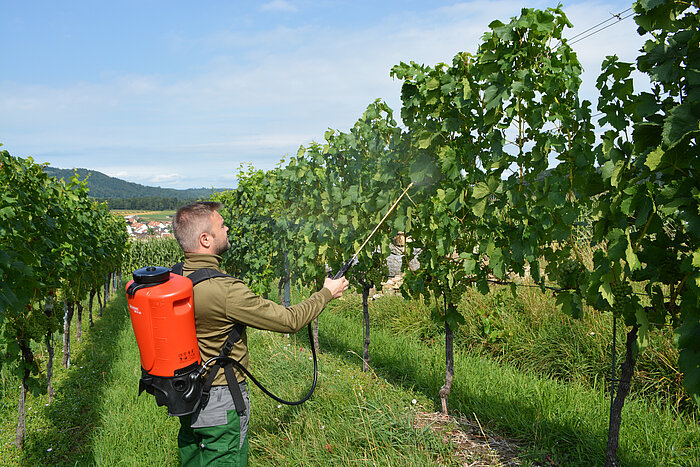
xmin=126 ymin=182 xmax=413 ymax=416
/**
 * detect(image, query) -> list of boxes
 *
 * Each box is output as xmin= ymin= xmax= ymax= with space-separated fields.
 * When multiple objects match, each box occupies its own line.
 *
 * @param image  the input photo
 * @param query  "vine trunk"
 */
xmin=62 ymin=301 xmax=74 ymax=368
xmin=605 ymin=325 xmax=639 ymax=467
xmin=362 ymin=283 xmax=371 ymax=372
xmin=439 ymin=319 xmax=455 ymax=415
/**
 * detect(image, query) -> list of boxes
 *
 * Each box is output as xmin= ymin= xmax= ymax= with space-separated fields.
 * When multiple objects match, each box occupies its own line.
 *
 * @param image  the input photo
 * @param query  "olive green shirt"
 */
xmin=182 ymin=253 xmax=332 ymax=385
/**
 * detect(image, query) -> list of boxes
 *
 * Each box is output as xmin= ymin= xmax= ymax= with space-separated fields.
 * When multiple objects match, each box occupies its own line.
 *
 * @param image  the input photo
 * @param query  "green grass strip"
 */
xmin=317 ymin=297 xmax=700 ymax=466
xmin=90 ymin=298 xmax=455 ymax=465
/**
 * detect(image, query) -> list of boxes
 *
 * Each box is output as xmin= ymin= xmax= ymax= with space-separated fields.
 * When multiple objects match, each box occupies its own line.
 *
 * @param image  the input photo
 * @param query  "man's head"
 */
xmin=173 ymin=201 xmax=230 ymax=254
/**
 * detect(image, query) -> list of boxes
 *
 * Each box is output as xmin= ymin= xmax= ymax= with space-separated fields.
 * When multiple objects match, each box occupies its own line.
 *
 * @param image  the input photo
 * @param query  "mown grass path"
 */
xmin=1 ymin=292 xmax=133 ymax=465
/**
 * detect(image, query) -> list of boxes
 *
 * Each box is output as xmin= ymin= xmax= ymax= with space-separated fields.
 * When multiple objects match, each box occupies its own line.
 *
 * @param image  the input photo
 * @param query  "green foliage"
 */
xmin=388 ymin=1 xmax=700 ymax=415
xmin=122 ymin=237 xmax=184 ymax=275
xmin=212 ymin=165 xmax=283 ymax=293
xmin=213 ymin=101 xmax=409 ymax=294
xmin=359 ymin=251 xmax=391 ymax=290
xmin=0 ymin=148 xmax=128 ymax=396
xmin=320 ymin=100 xmax=409 ymax=291
xmin=392 ymin=5 xmax=594 ymax=327
xmin=589 ymin=0 xmax=699 ymax=403
xmin=277 ymin=143 xmax=336 ymax=288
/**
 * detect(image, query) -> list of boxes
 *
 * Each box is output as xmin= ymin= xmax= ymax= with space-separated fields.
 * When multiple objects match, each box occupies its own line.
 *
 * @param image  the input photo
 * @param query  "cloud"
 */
xmin=260 ymin=1 xmax=297 ymax=13
xmin=151 ymin=173 xmax=183 ymax=183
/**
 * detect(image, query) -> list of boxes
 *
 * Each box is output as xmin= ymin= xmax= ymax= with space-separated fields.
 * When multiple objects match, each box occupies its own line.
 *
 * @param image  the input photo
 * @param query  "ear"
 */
xmin=199 ymin=231 xmax=211 ymax=249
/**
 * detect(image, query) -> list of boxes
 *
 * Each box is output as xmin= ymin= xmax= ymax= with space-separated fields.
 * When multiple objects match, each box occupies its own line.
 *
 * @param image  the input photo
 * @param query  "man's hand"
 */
xmin=323 ymin=276 xmax=349 ymax=299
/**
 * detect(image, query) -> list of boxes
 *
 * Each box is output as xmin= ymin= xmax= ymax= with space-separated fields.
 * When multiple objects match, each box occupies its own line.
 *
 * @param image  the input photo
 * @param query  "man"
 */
xmin=173 ymin=201 xmax=348 ymax=466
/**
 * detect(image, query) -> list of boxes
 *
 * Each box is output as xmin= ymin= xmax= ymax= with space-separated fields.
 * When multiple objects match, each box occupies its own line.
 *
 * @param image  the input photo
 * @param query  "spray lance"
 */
xmin=331 ymin=182 xmax=414 ymax=279
xmin=192 ymin=182 xmax=415 ymax=409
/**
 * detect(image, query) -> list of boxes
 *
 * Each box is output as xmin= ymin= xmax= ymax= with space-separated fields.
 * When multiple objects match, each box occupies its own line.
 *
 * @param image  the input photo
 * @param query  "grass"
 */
xmin=451 ymin=285 xmax=689 ymax=412
xmin=0 ymin=290 xmax=457 ymax=466
xmin=318 ymin=293 xmax=700 ymax=466
xmin=111 ymin=210 xmax=175 ymax=223
xmin=1 ymin=284 xmax=698 ymax=466
xmin=243 ymin=333 xmax=454 ymax=465
xmin=0 ymin=292 xmax=132 ymax=465
xmin=359 ymin=283 xmax=692 ymax=415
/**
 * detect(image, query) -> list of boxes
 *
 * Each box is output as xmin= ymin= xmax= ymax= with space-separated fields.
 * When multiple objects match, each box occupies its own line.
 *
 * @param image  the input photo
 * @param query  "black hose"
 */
xmin=200 ymin=322 xmax=317 ymax=406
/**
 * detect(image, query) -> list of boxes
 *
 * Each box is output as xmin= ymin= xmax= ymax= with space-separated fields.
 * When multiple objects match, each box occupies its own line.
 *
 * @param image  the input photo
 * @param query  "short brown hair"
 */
xmin=173 ymin=201 xmax=222 ymax=252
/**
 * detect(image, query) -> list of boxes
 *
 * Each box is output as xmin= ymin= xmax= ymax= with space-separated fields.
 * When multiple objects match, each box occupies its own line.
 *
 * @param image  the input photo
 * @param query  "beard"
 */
xmin=214 ymin=236 xmax=230 ymax=255
xmin=216 ymin=240 xmax=231 ymax=256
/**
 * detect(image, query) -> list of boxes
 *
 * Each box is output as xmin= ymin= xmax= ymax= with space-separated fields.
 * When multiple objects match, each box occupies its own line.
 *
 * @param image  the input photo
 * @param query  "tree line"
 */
xmin=43 ymin=166 xmax=226 ymax=201
xmin=101 ymin=196 xmax=199 ymax=211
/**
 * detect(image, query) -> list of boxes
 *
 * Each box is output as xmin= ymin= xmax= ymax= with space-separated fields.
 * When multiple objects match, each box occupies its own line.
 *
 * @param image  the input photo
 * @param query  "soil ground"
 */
xmin=413 ymin=411 xmax=529 ymax=466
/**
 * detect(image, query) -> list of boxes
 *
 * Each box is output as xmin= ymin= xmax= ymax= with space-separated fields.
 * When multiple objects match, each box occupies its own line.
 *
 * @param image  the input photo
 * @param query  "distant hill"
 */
xmin=43 ymin=167 xmax=229 ymax=200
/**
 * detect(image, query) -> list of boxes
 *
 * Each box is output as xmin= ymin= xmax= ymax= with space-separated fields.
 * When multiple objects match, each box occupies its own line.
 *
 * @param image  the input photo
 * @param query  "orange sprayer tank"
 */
xmin=126 ymin=266 xmax=201 ymax=377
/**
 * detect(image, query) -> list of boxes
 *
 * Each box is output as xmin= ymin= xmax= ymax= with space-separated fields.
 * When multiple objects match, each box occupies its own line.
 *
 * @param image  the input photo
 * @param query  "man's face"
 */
xmin=210 ymin=211 xmax=230 ymax=255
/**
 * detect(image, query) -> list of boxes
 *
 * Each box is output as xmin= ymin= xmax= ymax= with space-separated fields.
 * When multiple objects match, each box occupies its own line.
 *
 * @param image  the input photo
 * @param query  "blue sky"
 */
xmin=1 ymin=1 xmax=645 ymax=189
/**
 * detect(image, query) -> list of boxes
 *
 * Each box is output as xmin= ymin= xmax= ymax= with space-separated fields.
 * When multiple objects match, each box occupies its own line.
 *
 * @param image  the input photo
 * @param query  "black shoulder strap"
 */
xmin=199 ymin=321 xmax=247 ymax=415
xmin=172 ymin=263 xmax=230 ymax=286
xmin=187 ymin=268 xmax=230 ymax=286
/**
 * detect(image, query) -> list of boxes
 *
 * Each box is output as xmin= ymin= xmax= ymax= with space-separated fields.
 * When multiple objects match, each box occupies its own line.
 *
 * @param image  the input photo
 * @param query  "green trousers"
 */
xmin=178 ymin=384 xmax=250 ymax=466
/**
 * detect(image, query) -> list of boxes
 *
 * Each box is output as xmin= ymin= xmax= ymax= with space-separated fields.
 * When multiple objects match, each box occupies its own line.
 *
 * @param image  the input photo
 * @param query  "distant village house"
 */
xmin=125 ymin=215 xmax=173 ymax=239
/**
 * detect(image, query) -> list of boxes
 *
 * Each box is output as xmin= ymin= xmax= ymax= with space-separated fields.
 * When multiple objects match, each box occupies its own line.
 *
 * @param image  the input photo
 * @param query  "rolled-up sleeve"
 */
xmin=224 ymin=278 xmax=333 ymax=333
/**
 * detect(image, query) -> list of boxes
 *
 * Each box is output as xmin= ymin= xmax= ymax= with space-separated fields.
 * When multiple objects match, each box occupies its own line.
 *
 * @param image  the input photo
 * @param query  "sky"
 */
xmin=1 ymin=1 xmax=647 ymax=189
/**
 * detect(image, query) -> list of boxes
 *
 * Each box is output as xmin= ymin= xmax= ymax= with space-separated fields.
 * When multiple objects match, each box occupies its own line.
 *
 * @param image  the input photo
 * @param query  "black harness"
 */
xmin=171 ymin=262 xmax=248 ymax=415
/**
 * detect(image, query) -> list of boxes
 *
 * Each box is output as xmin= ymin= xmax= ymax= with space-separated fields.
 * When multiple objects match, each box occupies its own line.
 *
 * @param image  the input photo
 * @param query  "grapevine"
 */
xmin=557 ymin=258 xmax=588 ymax=291
xmin=0 ymin=149 xmax=128 ymax=447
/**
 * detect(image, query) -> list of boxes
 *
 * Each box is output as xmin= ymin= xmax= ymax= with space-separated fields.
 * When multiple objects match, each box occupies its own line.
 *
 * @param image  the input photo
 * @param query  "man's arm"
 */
xmin=223 ymin=276 xmax=348 ymax=333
